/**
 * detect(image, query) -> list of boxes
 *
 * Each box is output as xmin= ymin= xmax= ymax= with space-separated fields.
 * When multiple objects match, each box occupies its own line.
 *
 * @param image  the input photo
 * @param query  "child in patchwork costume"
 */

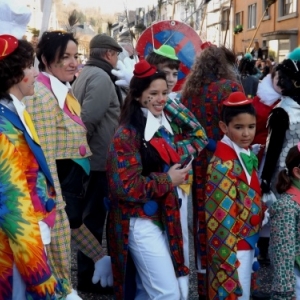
xmin=205 ymin=92 xmax=263 ymax=300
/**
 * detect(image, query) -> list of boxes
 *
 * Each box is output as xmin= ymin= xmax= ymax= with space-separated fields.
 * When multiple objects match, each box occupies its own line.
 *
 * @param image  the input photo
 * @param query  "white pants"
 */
xmin=129 ymin=218 xmax=180 ymax=300
xmin=237 ymin=250 xmax=254 ymax=300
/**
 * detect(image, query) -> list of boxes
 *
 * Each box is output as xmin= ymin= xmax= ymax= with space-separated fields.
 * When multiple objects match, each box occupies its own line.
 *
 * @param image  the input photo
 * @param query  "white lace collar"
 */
xmin=141 ymin=108 xmax=173 ymax=141
xmin=221 ymin=134 xmax=252 ymax=184
xmin=42 ymin=72 xmax=71 ymax=110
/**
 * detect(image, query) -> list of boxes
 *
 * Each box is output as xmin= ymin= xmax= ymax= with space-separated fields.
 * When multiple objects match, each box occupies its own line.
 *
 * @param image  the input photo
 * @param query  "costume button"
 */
xmin=46 ymin=199 xmax=56 ymax=212
xmin=143 ymin=200 xmax=158 ymax=216
xmin=252 ymin=260 xmax=260 ymax=272
xmin=250 ymin=215 xmax=261 ymax=226
xmin=79 ymin=145 xmax=86 ymax=156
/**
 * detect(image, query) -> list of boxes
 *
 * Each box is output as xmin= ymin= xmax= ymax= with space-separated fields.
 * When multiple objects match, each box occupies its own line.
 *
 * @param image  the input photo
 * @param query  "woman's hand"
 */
xmin=168 ymin=164 xmax=191 ymax=187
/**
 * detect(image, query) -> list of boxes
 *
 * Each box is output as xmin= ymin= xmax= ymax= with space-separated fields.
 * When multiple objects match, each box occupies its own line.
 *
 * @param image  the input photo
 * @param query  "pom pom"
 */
xmin=288 ymin=47 xmax=300 ymax=61
xmin=143 ymin=200 xmax=158 ymax=216
xmin=252 ymin=260 xmax=260 ymax=272
xmin=250 ymin=215 xmax=261 ymax=226
xmin=46 ymin=199 xmax=56 ymax=212
xmin=244 ymin=53 xmax=253 ymax=60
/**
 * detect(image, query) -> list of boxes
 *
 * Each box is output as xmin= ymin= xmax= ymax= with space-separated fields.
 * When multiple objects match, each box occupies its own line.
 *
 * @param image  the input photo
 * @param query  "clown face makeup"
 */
xmin=13 ymin=66 xmax=38 ymax=100
xmin=45 ymin=40 xmax=78 ymax=82
xmin=138 ymin=79 xmax=168 ymax=116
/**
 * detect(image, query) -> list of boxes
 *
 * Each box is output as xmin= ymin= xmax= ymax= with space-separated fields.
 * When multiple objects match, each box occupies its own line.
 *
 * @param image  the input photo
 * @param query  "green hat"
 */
xmin=153 ymin=45 xmax=178 ymax=60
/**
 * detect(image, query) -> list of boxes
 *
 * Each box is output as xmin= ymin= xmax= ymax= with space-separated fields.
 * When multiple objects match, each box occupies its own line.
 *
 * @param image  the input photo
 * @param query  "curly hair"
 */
xmin=181 ymin=46 xmax=238 ymax=99
xmin=0 ymin=39 xmax=34 ymax=101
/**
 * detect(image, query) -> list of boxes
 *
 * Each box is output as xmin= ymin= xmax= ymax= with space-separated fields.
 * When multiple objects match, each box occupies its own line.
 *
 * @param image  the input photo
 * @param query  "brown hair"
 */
xmin=181 ymin=45 xmax=238 ymax=99
xmin=276 ymin=145 xmax=300 ymax=194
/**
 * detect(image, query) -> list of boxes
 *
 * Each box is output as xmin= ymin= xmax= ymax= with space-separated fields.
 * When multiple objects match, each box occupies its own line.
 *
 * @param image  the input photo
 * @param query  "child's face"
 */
xmin=158 ymin=65 xmax=178 ymax=93
xmin=220 ymin=113 xmax=256 ymax=149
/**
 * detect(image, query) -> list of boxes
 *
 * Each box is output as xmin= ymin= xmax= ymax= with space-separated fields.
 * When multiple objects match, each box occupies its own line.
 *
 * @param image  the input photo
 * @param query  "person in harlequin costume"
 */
xmin=24 ymin=31 xmax=113 ymax=300
xmin=261 ymin=48 xmax=300 ymax=197
xmin=112 ymin=45 xmax=208 ymax=298
xmin=106 ymin=60 xmax=208 ymax=299
xmin=269 ymin=144 xmax=300 ymax=299
xmin=205 ymin=91 xmax=263 ymax=300
xmin=181 ymin=42 xmax=243 ymax=298
xmin=0 ymin=35 xmax=57 ymax=299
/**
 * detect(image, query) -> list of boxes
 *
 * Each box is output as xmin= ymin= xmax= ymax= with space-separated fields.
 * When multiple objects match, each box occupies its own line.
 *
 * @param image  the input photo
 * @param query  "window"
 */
xmin=263 ymin=0 xmax=270 ymax=16
xmin=248 ymin=4 xmax=257 ymax=29
xmin=235 ymin=11 xmax=243 ymax=26
xmin=221 ymin=9 xmax=230 ymax=31
xmin=282 ymin=0 xmax=297 ymax=15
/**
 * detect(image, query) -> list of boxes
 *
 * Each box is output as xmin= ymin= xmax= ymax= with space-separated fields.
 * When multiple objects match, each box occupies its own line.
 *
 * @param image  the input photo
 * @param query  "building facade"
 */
xmin=234 ymin=0 xmax=300 ymax=62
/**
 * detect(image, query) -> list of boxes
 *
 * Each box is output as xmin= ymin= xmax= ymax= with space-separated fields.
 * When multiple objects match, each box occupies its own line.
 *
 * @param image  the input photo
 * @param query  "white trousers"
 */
xmin=237 ymin=250 xmax=254 ymax=300
xmin=129 ymin=218 xmax=180 ymax=300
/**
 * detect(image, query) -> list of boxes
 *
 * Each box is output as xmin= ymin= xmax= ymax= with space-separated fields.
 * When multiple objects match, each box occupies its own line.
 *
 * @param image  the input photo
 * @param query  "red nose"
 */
xmin=158 ymin=99 xmax=166 ymax=105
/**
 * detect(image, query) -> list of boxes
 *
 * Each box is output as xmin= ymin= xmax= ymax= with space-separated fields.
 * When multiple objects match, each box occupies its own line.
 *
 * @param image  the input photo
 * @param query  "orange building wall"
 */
xmin=233 ymin=0 xmax=300 ymax=55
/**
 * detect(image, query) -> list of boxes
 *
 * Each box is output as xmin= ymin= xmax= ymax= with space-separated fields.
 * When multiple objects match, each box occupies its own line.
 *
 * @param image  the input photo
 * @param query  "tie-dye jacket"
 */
xmin=0 ymin=102 xmax=57 ymax=300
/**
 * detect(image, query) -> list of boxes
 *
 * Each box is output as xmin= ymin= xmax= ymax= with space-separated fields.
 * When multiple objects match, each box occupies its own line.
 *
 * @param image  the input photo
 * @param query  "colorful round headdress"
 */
xmin=0 ymin=34 xmax=18 ymax=60
xmin=133 ymin=60 xmax=157 ymax=78
xmin=223 ymin=92 xmax=253 ymax=106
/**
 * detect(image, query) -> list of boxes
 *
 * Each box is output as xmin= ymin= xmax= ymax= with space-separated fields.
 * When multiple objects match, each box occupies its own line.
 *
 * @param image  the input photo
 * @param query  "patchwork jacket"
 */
xmin=205 ymin=142 xmax=262 ymax=300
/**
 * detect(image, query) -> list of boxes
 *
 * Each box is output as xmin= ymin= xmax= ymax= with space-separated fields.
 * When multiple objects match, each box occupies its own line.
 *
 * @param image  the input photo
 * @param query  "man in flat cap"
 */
xmin=72 ymin=34 xmax=123 ymax=294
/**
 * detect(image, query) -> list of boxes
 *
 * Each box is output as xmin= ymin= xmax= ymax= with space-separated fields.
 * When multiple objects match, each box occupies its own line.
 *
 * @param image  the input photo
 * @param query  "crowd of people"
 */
xmin=2 ymin=1 xmax=300 ymax=300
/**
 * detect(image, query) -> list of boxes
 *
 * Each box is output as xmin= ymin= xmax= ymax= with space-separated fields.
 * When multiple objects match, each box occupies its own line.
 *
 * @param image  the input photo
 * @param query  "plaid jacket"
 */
xmin=25 ymin=80 xmax=91 ymax=210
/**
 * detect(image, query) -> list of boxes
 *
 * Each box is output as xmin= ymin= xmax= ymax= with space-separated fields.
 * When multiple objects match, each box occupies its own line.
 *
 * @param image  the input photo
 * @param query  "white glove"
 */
xmin=262 ymin=209 xmax=270 ymax=227
xmin=178 ymin=275 xmax=189 ymax=300
xmin=66 ymin=289 xmax=82 ymax=300
xmin=251 ymin=144 xmax=261 ymax=155
xmin=111 ymin=57 xmax=136 ymax=88
xmin=92 ymin=256 xmax=113 ymax=287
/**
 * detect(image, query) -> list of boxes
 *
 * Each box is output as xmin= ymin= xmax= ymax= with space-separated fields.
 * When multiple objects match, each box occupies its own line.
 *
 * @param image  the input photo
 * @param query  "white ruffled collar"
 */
xmin=141 ymin=108 xmax=173 ymax=141
xmin=221 ymin=134 xmax=252 ymax=184
xmin=257 ymin=74 xmax=281 ymax=106
xmin=42 ymin=72 xmax=72 ymax=110
xmin=10 ymin=93 xmax=33 ymax=139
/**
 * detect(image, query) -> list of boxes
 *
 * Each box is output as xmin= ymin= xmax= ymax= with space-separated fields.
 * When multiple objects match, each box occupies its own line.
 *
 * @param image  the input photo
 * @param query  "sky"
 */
xmin=71 ymin=0 xmax=156 ymax=14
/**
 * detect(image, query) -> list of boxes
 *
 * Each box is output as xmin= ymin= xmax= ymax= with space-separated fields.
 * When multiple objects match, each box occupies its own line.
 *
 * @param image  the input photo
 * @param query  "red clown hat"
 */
xmin=133 ymin=60 xmax=157 ymax=78
xmin=223 ymin=92 xmax=253 ymax=106
xmin=0 ymin=34 xmax=18 ymax=60
xmin=200 ymin=41 xmax=216 ymax=50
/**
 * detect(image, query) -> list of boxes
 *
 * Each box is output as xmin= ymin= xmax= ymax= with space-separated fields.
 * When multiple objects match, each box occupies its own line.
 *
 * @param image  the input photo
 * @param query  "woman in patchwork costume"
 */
xmin=107 ymin=60 xmax=208 ymax=299
xmin=24 ymin=31 xmax=113 ymax=299
xmin=205 ymin=92 xmax=263 ymax=299
xmin=269 ymin=144 xmax=300 ymax=299
xmin=0 ymin=35 xmax=57 ymax=299
xmin=112 ymin=45 xmax=208 ymax=298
